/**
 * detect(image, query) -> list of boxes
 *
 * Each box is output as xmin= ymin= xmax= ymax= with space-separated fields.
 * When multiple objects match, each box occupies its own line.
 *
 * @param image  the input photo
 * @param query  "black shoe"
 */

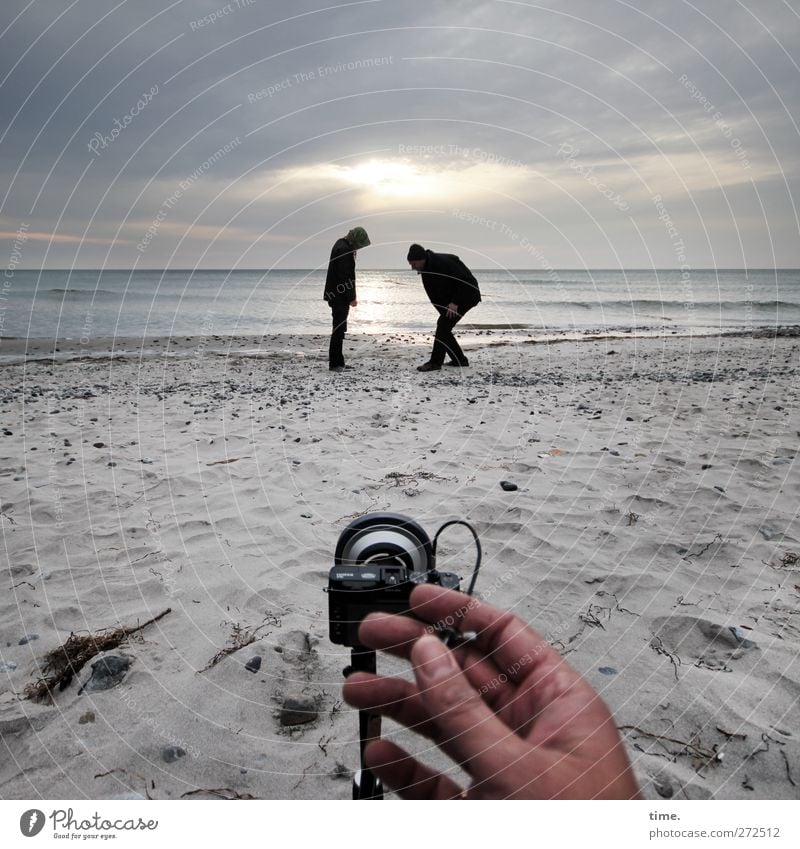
xmin=330 ymin=365 xmax=354 ymax=372
xmin=417 ymin=362 xmax=442 ymax=372
xmin=445 ymin=359 xmax=469 ymax=367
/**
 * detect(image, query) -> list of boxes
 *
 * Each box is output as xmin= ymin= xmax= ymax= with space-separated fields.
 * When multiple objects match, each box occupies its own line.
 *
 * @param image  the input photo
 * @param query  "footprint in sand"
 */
xmin=651 ymin=615 xmax=758 ymax=671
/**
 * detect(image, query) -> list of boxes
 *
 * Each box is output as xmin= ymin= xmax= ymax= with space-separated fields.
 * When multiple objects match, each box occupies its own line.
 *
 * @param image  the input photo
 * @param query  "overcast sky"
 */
xmin=1 ymin=0 xmax=798 ymax=270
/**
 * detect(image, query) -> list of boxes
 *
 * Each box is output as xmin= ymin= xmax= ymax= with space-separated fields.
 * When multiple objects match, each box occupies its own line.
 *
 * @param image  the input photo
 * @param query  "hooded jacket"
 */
xmin=324 ymin=237 xmax=356 ymax=304
xmin=418 ymin=250 xmax=481 ymax=312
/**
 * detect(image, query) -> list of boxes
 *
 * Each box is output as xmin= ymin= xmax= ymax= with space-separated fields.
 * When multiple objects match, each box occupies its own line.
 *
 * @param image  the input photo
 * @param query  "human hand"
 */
xmin=351 ymin=299 xmax=357 ymax=307
xmin=445 ymin=302 xmax=460 ymax=319
xmin=342 ymin=584 xmax=640 ymax=799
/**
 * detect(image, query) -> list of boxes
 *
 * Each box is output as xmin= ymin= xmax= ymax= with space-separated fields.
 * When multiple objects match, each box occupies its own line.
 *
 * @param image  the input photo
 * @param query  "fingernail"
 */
xmin=413 ymin=634 xmax=458 ymax=682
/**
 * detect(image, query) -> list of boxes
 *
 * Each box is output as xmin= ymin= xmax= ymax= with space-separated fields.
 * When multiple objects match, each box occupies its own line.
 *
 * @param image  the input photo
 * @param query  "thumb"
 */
xmin=411 ymin=635 xmax=520 ymax=780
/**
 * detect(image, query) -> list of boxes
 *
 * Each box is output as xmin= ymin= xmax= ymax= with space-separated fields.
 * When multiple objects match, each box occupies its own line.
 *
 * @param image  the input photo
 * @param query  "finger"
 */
xmin=410 ymin=584 xmax=559 ymax=682
xmin=358 ymin=613 xmax=509 ymax=700
xmin=357 ymin=612 xmax=426 ymax=658
xmin=342 ymin=670 xmax=504 ymax=754
xmin=364 ymin=739 xmax=464 ymax=800
xmin=342 ymin=671 xmax=434 ymax=737
xmin=411 ymin=634 xmax=523 ymax=779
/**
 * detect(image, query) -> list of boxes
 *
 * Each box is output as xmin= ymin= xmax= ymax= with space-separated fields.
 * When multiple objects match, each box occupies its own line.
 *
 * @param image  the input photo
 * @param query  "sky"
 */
xmin=1 ymin=0 xmax=798 ymax=270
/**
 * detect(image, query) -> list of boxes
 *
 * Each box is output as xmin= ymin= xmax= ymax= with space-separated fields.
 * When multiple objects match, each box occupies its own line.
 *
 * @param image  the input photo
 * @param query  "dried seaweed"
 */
xmin=383 ymin=469 xmax=455 ymax=497
xmin=650 ymin=634 xmax=682 ymax=682
xmin=23 ymin=608 xmax=172 ymax=703
xmin=205 ymin=456 xmax=251 ymax=466
xmin=384 ymin=469 xmax=453 ymax=487
xmin=682 ymin=533 xmax=724 ymax=561
xmin=180 ymin=787 xmax=257 ymax=800
xmin=781 ymin=750 xmax=797 ymax=787
xmin=198 ymin=615 xmax=278 ymax=673
xmin=94 ymin=768 xmax=154 ymax=800
xmin=619 ymin=724 xmax=718 ymax=769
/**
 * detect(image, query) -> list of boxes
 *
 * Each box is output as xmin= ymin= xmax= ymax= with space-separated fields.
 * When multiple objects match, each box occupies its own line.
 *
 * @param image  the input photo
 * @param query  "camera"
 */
xmin=327 ymin=511 xmax=479 ymax=800
xmin=327 ymin=512 xmax=462 ymax=647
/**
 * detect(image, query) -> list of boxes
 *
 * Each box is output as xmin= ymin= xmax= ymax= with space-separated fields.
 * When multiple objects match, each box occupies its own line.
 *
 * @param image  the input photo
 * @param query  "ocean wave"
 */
xmin=465 ymin=323 xmax=533 ymax=329
xmin=47 ymin=288 xmax=119 ymax=296
xmin=519 ymin=299 xmax=800 ymax=311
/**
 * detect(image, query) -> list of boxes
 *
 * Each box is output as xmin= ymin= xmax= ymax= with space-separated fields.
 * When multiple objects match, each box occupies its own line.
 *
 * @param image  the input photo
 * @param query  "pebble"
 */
xmin=0 ymin=661 xmax=18 ymax=672
xmin=728 ymin=626 xmax=757 ymax=648
xmin=93 ymin=442 xmax=105 ymax=448
xmin=758 ymin=526 xmax=779 ymax=540
xmin=162 ymin=746 xmax=187 ymax=763
xmin=78 ymin=711 xmax=95 ymax=724
xmin=245 ymin=655 xmax=262 ymax=673
xmin=141 ymin=458 xmax=153 ymax=464
xmin=19 ymin=634 xmax=39 ymax=645
xmin=81 ymin=655 xmax=131 ymax=692
xmin=598 ymin=666 xmax=618 ymax=675
xmin=280 ymin=694 xmax=319 ymax=726
xmin=500 ymin=480 xmax=518 ymax=492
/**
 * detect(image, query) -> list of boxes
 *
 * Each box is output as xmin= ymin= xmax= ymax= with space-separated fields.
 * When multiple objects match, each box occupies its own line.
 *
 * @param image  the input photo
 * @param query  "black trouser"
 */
xmin=328 ymin=301 xmax=350 ymax=368
xmin=430 ymin=305 xmax=472 ymax=366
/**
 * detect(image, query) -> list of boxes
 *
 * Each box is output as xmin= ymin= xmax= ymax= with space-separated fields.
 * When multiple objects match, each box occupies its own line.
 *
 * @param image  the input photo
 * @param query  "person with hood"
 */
xmin=407 ymin=243 xmax=480 ymax=372
xmin=324 ymin=226 xmax=370 ymax=372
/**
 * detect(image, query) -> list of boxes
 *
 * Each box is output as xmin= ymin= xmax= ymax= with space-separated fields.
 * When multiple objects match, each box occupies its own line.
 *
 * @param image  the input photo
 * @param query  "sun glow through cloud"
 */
xmin=331 ymin=159 xmax=433 ymax=198
xmin=271 ymin=157 xmax=532 ymax=208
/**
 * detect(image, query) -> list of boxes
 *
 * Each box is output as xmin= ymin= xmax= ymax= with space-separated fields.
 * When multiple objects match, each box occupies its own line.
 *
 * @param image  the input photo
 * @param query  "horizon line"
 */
xmin=9 ymin=266 xmax=800 ymax=273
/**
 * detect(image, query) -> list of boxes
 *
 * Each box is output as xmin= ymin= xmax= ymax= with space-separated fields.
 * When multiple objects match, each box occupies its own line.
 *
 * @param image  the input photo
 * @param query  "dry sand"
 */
xmin=1 ymin=329 xmax=799 ymax=800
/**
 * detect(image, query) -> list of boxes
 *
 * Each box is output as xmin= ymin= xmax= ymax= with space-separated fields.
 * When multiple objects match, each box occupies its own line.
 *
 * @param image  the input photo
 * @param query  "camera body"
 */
xmin=327 ymin=512 xmax=461 ymax=647
xmin=328 ymin=563 xmax=460 ymax=646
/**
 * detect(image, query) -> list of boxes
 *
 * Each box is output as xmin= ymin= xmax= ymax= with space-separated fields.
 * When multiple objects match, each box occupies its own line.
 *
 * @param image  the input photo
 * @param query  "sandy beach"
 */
xmin=1 ymin=329 xmax=798 ymax=800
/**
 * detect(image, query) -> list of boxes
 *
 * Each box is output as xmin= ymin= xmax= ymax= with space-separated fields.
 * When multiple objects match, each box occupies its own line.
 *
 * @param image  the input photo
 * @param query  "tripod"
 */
xmin=346 ymin=646 xmax=384 ymax=800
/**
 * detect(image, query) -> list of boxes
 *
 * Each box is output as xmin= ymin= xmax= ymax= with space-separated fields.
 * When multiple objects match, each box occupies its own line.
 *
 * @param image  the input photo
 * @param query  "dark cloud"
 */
xmin=1 ymin=0 xmax=797 ymax=268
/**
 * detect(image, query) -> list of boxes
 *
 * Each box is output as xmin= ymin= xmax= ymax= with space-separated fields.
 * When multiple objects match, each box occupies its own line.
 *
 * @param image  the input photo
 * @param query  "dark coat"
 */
xmin=324 ymin=237 xmax=356 ymax=304
xmin=418 ymin=250 xmax=481 ymax=312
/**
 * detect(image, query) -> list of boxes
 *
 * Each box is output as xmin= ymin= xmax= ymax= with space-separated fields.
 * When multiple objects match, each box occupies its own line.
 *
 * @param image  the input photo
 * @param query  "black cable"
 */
xmin=432 ymin=519 xmax=481 ymax=596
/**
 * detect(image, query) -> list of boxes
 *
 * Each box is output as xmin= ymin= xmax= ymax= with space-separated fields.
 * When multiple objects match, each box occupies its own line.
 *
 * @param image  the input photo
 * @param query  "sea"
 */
xmin=1 ymin=268 xmax=799 ymax=350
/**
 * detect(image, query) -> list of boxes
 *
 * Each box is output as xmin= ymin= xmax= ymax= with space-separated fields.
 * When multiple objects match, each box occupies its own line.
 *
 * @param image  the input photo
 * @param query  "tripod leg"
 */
xmin=350 ymin=647 xmax=383 ymax=800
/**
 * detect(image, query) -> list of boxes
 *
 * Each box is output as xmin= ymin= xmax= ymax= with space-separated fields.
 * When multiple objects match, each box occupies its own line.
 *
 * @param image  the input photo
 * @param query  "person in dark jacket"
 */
xmin=407 ymin=243 xmax=480 ymax=372
xmin=324 ymin=226 xmax=370 ymax=371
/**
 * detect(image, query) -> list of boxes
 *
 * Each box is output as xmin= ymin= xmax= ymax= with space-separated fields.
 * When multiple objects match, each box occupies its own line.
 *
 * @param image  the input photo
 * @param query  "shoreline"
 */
xmin=1 ymin=324 xmax=798 ymax=366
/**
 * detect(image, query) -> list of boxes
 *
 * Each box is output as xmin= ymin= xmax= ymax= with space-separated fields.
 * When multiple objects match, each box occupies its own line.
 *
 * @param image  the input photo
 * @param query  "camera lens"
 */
xmin=334 ymin=512 xmax=433 ymax=573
